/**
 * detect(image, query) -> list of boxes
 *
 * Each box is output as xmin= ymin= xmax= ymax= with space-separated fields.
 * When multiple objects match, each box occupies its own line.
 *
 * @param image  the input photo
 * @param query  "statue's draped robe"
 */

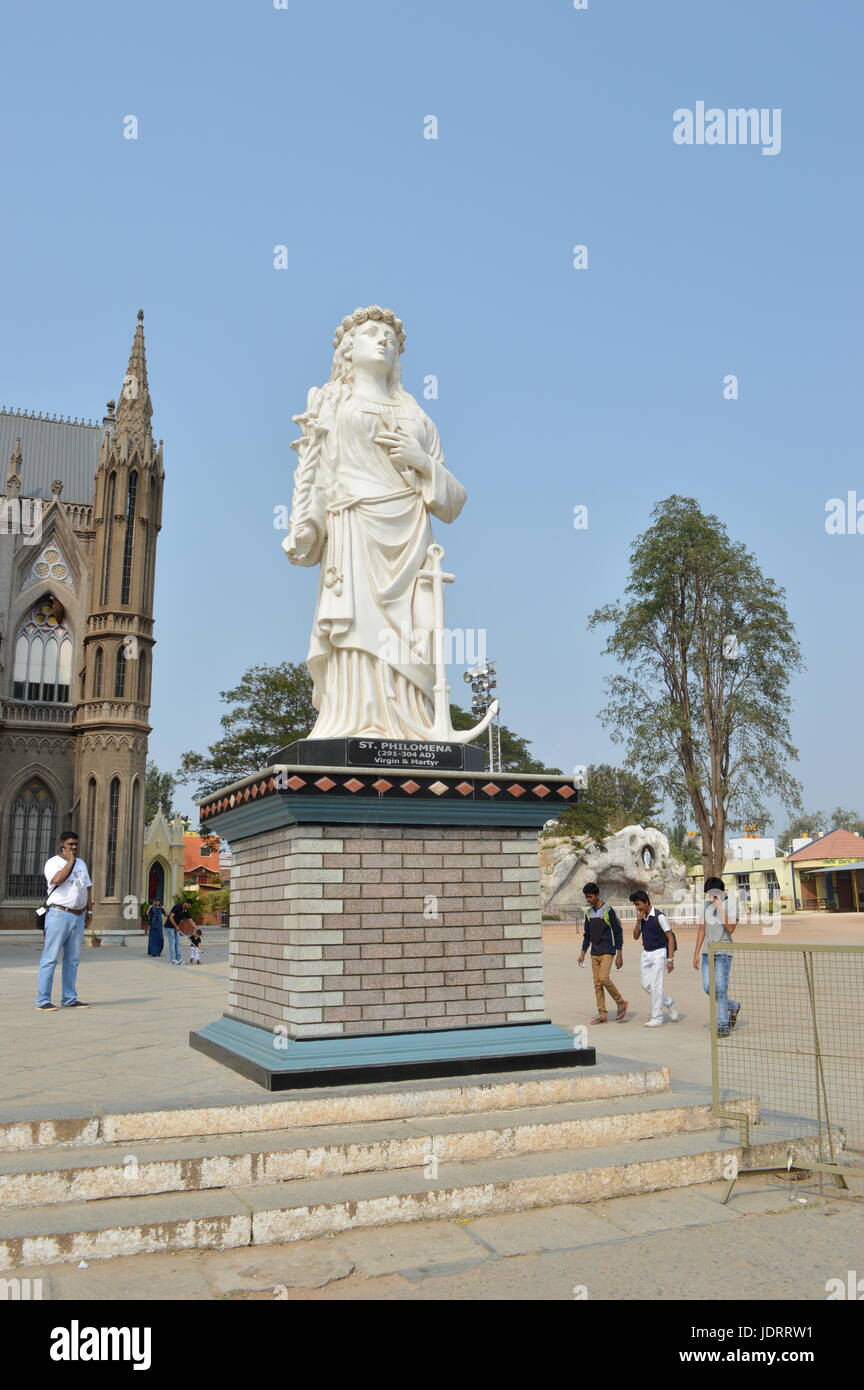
xmin=288 ymin=391 xmax=466 ymax=739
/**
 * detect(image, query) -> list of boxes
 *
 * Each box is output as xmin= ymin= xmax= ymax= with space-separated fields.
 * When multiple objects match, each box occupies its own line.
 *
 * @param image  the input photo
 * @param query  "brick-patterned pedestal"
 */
xmin=228 ymin=823 xmax=545 ymax=1038
xmin=191 ymin=763 xmax=593 ymax=1088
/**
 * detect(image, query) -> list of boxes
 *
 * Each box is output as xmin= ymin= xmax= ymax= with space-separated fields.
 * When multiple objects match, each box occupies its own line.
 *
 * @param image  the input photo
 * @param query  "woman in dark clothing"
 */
xmin=147 ymin=899 xmax=166 ymax=956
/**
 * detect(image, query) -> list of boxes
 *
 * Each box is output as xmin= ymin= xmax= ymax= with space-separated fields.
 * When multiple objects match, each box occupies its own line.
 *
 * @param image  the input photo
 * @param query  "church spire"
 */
xmin=114 ymin=308 xmax=153 ymax=442
xmin=5 ymin=434 xmax=22 ymax=497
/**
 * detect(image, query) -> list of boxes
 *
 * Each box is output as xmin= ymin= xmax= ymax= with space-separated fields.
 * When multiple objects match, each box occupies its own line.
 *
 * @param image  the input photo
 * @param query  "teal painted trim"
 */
xmin=205 ymin=793 xmax=558 ymax=840
xmin=194 ymin=1023 xmax=591 ymax=1073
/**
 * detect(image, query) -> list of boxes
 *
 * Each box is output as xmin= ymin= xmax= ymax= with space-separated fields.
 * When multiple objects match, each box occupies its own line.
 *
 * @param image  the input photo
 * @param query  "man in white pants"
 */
xmin=630 ymin=890 xmax=677 ymax=1027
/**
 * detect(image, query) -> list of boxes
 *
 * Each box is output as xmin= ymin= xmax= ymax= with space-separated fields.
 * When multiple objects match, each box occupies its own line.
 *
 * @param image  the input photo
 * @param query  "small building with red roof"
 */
xmin=787 ymin=829 xmax=864 ymax=912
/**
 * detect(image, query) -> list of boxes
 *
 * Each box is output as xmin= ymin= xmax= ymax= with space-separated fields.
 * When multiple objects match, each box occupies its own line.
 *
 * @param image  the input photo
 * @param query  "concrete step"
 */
xmin=0 ymin=1063 xmax=670 ymax=1151
xmin=0 ymin=1128 xmax=818 ymax=1269
xmin=0 ymin=1090 xmax=754 ymax=1209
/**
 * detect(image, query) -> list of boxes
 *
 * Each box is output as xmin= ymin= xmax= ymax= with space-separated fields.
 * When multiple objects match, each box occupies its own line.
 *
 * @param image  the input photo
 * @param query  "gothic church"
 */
xmin=0 ymin=311 xmax=163 ymax=930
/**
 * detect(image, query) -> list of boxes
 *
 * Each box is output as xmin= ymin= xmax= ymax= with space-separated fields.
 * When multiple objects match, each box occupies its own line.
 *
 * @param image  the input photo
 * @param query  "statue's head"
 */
xmin=329 ymin=305 xmax=406 ymax=392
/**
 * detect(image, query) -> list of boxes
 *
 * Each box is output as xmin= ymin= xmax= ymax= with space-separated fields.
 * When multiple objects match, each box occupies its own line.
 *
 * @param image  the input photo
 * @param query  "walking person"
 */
xmin=36 ymin=831 xmax=93 ymax=1011
xmin=578 ymin=882 xmax=628 ymax=1023
xmin=146 ymin=898 xmax=166 ymax=957
xmin=163 ymin=900 xmax=187 ymax=965
xmin=693 ymin=876 xmax=740 ymax=1038
xmin=630 ymin=890 xmax=677 ymax=1028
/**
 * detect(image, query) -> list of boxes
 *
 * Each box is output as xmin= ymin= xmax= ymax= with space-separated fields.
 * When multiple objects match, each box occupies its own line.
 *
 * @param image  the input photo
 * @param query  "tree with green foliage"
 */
xmin=177 ymin=662 xmax=557 ymax=798
xmin=545 ymin=762 xmax=662 ymax=847
xmin=778 ymin=806 xmax=864 ymax=853
xmin=777 ymin=811 xmax=825 ymax=854
xmin=589 ymin=496 xmax=803 ymax=878
xmin=828 ymin=807 xmax=864 ymax=838
xmin=177 ymin=662 xmax=317 ymax=799
xmin=664 ymin=819 xmax=703 ymax=869
xmin=144 ymin=760 xmax=176 ymax=824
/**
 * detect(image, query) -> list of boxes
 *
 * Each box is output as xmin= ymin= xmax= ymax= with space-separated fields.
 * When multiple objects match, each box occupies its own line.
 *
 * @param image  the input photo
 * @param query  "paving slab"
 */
xmin=197 ymin=1241 xmax=356 ymax=1293
xmin=328 ymin=1221 xmax=485 ymax=1276
xmin=464 ymin=1204 xmax=619 ymax=1255
xmin=269 ymin=1203 xmax=864 ymax=1301
xmin=592 ymin=1186 xmax=741 ymax=1234
xmin=28 ymin=1251 xmax=215 ymax=1302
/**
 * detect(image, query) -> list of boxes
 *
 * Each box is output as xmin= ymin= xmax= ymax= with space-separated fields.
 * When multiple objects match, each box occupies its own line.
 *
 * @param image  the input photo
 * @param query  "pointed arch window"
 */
xmin=105 ymin=778 xmax=120 ymax=897
xmin=141 ymin=476 xmax=156 ymax=607
xmin=121 ymin=469 xmax=138 ymax=605
xmin=93 ymin=646 xmax=104 ymax=698
xmin=137 ymin=648 xmax=148 ymax=704
xmin=12 ymin=598 xmax=73 ymax=703
xmin=114 ymin=644 xmax=126 ymax=699
xmin=128 ymin=778 xmax=141 ymax=895
xmin=101 ymin=471 xmax=117 ymax=605
xmin=6 ymin=779 xmax=56 ymax=898
xmin=85 ymin=778 xmax=97 ymax=883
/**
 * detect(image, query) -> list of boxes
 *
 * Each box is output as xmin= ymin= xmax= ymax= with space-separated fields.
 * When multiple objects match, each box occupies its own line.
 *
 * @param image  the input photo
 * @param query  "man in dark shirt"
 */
xmin=579 ymin=882 xmax=628 ymax=1023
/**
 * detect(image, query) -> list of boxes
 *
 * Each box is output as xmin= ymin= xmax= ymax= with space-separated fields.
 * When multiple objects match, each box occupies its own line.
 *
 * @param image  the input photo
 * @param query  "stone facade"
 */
xmin=0 ymin=312 xmax=163 ymax=930
xmin=227 ymin=822 xmax=546 ymax=1037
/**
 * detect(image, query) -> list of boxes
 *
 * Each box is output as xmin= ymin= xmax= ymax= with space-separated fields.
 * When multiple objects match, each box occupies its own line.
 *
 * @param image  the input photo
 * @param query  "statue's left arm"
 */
xmin=419 ymin=417 xmax=466 ymax=524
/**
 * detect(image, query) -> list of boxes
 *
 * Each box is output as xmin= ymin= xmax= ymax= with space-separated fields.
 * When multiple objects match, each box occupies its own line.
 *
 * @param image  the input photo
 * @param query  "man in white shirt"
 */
xmin=36 ymin=831 xmax=93 ymax=1010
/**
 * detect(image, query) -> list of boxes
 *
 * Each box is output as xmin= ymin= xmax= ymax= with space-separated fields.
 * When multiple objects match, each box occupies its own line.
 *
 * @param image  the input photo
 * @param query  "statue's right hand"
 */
xmin=282 ymin=522 xmax=317 ymax=563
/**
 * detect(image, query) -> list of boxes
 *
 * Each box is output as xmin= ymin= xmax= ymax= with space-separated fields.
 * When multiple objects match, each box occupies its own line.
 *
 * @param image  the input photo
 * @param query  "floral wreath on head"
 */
xmin=333 ymin=305 xmax=406 ymax=354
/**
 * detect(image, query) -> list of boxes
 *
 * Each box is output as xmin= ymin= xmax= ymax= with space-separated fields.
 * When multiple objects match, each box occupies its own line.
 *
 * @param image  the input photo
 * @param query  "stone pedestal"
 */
xmin=191 ymin=762 xmax=593 ymax=1088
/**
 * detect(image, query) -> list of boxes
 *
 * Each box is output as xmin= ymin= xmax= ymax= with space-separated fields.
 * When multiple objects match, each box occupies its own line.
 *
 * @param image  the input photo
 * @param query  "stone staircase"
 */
xmin=0 ymin=1066 xmax=813 ymax=1269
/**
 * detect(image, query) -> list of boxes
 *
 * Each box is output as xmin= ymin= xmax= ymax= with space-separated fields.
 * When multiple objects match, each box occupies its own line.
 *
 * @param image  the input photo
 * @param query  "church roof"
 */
xmin=0 ymin=409 xmax=102 ymax=503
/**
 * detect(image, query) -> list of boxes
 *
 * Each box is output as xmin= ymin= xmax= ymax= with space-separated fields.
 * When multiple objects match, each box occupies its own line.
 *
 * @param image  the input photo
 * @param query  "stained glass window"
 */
xmin=101 ymin=472 xmax=116 ymax=605
xmin=105 ymin=778 xmax=120 ymax=897
xmin=114 ymin=644 xmax=126 ymax=698
xmin=6 ymin=780 xmax=56 ymax=898
xmin=121 ymin=470 xmax=138 ymax=605
xmin=11 ymin=599 xmax=72 ymax=703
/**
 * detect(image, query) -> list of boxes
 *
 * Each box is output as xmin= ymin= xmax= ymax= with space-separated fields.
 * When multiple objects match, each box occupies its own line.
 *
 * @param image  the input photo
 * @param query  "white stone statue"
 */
xmin=283 ymin=306 xmax=496 ymax=743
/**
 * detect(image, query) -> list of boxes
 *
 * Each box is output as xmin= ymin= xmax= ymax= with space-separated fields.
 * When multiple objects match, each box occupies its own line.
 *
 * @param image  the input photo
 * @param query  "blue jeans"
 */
xmin=701 ymin=951 xmax=739 ymax=1029
xmin=37 ymin=907 xmax=86 ymax=1006
xmin=164 ymin=926 xmax=181 ymax=963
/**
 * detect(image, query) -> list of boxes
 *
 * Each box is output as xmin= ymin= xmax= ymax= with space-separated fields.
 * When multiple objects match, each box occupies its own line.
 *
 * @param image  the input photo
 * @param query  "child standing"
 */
xmin=629 ymin=890 xmax=677 ymax=1028
xmin=188 ymin=926 xmax=204 ymax=965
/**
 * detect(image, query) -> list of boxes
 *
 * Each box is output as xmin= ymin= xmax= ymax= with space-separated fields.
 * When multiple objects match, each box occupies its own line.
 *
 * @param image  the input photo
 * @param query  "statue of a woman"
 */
xmin=283 ymin=306 xmax=474 ymax=742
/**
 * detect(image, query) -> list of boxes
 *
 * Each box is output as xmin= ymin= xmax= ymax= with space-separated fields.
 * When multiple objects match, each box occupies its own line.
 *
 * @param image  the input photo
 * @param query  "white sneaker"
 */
xmin=644 ymin=1017 xmax=664 ymax=1027
xmin=665 ymin=1001 xmax=679 ymax=1021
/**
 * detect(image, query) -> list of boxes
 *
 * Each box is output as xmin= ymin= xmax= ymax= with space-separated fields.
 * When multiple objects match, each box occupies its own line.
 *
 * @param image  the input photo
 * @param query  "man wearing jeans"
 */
xmin=693 ymin=875 xmax=740 ymax=1038
xmin=36 ymin=831 xmax=93 ymax=1011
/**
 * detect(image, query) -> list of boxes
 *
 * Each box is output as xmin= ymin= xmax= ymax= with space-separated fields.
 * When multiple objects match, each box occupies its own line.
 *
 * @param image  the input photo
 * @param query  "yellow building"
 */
xmin=141 ymin=811 xmax=186 ymax=906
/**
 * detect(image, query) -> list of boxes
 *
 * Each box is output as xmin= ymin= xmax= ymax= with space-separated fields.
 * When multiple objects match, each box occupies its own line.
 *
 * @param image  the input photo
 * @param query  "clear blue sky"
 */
xmin=2 ymin=0 xmax=861 ymax=834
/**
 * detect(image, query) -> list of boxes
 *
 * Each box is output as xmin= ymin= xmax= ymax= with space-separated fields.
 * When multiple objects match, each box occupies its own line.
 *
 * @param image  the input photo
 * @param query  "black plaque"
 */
xmin=271 ymin=737 xmax=485 ymax=772
xmin=347 ymin=738 xmax=464 ymax=770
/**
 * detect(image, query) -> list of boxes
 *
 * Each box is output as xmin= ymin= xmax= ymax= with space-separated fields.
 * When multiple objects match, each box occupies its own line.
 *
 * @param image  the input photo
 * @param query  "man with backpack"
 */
xmin=578 ymin=882 xmax=628 ymax=1024
xmin=629 ymin=889 xmax=678 ymax=1028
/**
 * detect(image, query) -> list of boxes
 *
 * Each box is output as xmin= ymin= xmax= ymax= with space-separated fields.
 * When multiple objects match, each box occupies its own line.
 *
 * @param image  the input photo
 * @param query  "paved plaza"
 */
xmin=2 ymin=914 xmax=861 ymax=1121
xmin=2 ymin=914 xmax=861 ymax=1300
